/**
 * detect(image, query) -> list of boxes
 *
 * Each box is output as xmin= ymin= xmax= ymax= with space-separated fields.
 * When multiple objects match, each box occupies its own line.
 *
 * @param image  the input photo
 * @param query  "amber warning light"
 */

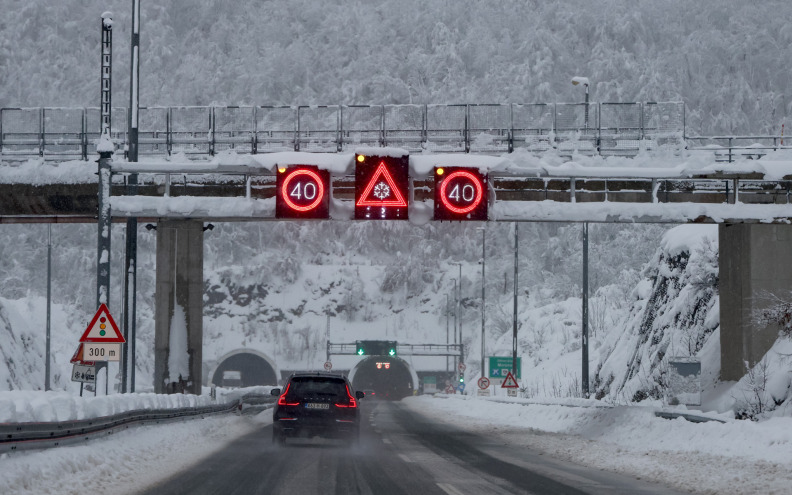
xmin=275 ymin=165 xmax=330 ymax=219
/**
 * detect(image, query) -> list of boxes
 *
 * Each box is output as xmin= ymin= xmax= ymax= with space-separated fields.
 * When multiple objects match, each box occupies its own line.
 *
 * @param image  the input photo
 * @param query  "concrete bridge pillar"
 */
xmin=719 ymin=224 xmax=792 ymax=381
xmin=154 ymin=220 xmax=204 ymax=394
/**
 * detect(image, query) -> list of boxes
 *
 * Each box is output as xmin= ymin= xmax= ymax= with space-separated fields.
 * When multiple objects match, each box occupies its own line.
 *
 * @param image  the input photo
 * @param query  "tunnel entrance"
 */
xmin=210 ymin=350 xmax=278 ymax=387
xmin=349 ymin=356 xmax=416 ymax=400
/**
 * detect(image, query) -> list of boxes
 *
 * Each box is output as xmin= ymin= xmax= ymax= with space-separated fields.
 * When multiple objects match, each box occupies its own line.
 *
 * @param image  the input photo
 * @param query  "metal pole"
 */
xmin=480 ymin=228 xmax=485 ymax=378
xmin=453 ymin=275 xmax=459 ymax=385
xmin=97 ymin=13 xmax=113 ymax=310
xmin=582 ymin=222 xmax=590 ymax=398
xmin=100 ymin=13 xmax=112 ymax=137
xmin=451 ymin=278 xmax=458 ymax=347
xmin=584 ymin=84 xmax=590 ymax=132
xmin=123 ymin=0 xmax=141 ymax=393
xmin=128 ymin=0 xmax=140 ymax=163
xmin=512 ymin=223 xmax=518 ymax=376
xmin=456 ymin=263 xmax=462 ymax=357
xmin=45 ymin=224 xmax=52 ymax=391
xmin=445 ymin=293 xmax=450 ymax=373
xmin=97 ymin=12 xmax=114 ymax=397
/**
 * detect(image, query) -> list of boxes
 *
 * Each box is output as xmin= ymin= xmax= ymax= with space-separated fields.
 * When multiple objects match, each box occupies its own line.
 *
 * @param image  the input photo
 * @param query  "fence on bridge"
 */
xmin=0 ymin=102 xmax=685 ymax=160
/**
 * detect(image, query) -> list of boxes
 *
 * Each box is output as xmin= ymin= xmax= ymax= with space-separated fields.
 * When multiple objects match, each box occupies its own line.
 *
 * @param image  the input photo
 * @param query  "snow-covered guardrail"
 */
xmin=0 ymin=394 xmax=275 ymax=454
xmin=440 ymin=393 xmax=729 ymax=424
xmin=653 ymin=410 xmax=726 ymax=424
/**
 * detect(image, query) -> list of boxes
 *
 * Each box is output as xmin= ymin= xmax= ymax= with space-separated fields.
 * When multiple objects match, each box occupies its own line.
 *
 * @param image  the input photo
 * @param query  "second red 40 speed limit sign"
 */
xmin=433 ymin=166 xmax=488 ymax=221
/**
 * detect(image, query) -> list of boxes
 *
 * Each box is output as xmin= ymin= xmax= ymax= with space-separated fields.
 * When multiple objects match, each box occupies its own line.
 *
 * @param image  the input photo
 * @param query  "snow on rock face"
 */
xmin=593 ymin=225 xmax=719 ymax=403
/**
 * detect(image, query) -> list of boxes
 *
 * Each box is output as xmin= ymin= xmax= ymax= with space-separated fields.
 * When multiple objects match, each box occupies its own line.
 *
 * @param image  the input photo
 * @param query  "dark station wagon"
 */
xmin=271 ymin=373 xmax=365 ymax=446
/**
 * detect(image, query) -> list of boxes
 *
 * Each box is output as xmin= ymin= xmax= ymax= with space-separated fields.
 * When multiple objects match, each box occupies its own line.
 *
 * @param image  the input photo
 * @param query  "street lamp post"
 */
xmin=446 ymin=293 xmax=450 ymax=372
xmin=450 ymin=277 xmax=457 ymax=348
xmin=512 ymin=223 xmax=519 ymax=377
xmin=477 ymin=227 xmax=486 ymax=379
xmin=572 ymin=76 xmax=590 ymax=132
xmin=450 ymin=262 xmax=463 ymax=381
xmin=45 ymin=224 xmax=52 ymax=391
xmin=582 ymin=222 xmax=590 ymax=398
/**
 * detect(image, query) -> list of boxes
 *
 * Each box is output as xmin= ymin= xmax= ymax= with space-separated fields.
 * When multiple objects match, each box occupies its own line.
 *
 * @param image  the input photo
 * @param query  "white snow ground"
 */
xmin=1 ymin=391 xmax=791 ymax=494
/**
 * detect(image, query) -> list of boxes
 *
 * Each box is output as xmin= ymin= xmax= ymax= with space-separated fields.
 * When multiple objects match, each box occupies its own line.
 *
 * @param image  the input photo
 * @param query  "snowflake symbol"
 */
xmin=373 ymin=182 xmax=391 ymax=200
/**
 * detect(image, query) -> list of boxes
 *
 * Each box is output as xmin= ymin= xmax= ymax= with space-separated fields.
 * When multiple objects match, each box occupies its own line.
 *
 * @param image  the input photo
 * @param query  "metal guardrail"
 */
xmin=0 ymin=395 xmax=275 ymax=453
xmin=0 ymin=102 xmax=685 ymax=160
xmin=445 ymin=396 xmax=727 ymax=423
xmin=653 ymin=411 xmax=726 ymax=424
xmin=685 ymin=135 xmax=791 ymax=162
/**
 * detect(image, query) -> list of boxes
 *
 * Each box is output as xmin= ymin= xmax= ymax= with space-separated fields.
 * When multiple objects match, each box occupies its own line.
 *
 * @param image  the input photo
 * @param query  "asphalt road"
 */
xmin=141 ymin=400 xmax=690 ymax=495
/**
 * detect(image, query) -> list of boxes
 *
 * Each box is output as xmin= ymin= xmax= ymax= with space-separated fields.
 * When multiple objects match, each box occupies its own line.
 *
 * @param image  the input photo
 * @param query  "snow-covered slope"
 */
xmin=593 ymin=225 xmax=720 ymax=403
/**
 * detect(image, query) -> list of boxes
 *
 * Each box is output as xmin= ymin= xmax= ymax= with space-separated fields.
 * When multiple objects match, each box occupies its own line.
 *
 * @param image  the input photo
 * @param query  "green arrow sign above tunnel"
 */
xmin=355 ymin=340 xmax=398 ymax=356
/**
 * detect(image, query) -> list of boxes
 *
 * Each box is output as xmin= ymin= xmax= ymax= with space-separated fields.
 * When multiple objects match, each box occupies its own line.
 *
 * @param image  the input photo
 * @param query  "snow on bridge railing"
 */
xmin=0 ymin=102 xmax=685 ymax=160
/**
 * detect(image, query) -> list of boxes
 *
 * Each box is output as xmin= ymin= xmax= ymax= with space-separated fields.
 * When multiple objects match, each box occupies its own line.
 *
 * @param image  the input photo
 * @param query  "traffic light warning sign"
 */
xmin=79 ymin=303 xmax=125 ymax=343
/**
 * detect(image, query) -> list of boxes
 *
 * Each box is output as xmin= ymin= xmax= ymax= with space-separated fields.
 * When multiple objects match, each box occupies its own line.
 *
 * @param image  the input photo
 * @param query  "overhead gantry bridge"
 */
xmin=1 ymin=101 xmax=791 ymax=394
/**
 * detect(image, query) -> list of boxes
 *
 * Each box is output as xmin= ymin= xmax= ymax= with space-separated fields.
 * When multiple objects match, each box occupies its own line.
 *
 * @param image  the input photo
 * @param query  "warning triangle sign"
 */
xmin=79 ymin=303 xmax=125 ymax=343
xmin=70 ymin=343 xmax=96 ymax=365
xmin=356 ymin=161 xmax=408 ymax=207
xmin=501 ymin=370 xmax=519 ymax=388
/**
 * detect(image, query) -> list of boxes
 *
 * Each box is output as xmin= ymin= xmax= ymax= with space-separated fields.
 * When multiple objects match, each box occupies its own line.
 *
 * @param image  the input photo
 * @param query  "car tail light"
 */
xmin=335 ymin=385 xmax=358 ymax=408
xmin=278 ymin=383 xmax=300 ymax=406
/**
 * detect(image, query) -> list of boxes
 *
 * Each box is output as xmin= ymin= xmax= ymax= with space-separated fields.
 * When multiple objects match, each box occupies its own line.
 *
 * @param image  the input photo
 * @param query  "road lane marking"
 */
xmin=436 ymin=483 xmax=465 ymax=495
xmin=382 ymin=438 xmax=391 ymax=444
xmin=397 ymin=453 xmax=413 ymax=463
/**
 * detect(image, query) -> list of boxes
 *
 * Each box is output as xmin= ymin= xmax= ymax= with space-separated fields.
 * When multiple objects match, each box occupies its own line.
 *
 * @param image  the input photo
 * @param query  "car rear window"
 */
xmin=288 ymin=376 xmax=347 ymax=398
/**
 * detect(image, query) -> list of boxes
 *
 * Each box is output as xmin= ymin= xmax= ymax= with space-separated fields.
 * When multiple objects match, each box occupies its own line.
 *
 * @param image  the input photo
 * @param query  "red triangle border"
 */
xmin=79 ymin=303 xmax=125 ymax=343
xmin=356 ymin=161 xmax=408 ymax=208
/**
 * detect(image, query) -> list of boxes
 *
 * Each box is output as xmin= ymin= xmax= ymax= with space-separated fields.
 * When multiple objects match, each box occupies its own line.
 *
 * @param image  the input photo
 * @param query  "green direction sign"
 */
xmin=488 ymin=356 xmax=521 ymax=380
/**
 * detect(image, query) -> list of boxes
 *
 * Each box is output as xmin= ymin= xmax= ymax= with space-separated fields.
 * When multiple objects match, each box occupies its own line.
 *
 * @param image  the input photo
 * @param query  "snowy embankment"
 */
xmin=0 ymin=409 xmax=271 ymax=495
xmin=0 ymin=386 xmax=273 ymax=423
xmin=404 ymin=395 xmax=792 ymax=495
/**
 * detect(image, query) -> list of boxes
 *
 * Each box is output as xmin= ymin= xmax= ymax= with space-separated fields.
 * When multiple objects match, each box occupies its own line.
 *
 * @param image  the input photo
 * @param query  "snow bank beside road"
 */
xmin=0 ymin=390 xmax=221 ymax=423
xmin=405 ymin=395 xmax=792 ymax=494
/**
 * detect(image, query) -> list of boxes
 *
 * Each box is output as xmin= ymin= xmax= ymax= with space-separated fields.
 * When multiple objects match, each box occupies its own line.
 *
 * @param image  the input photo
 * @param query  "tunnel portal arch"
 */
xmin=348 ymin=356 xmax=419 ymax=400
xmin=208 ymin=349 xmax=279 ymax=387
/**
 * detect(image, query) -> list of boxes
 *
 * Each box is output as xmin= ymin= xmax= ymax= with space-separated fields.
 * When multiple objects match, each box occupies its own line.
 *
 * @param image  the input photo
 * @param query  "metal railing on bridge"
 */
xmin=0 ymin=102 xmax=685 ymax=160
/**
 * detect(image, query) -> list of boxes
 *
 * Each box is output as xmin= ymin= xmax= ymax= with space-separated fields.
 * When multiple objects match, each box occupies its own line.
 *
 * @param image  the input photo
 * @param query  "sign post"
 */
xmin=501 ymin=370 xmax=520 ymax=397
xmin=477 ymin=376 xmax=491 ymax=397
xmin=77 ymin=304 xmax=125 ymax=395
xmin=70 ymin=344 xmax=96 ymax=392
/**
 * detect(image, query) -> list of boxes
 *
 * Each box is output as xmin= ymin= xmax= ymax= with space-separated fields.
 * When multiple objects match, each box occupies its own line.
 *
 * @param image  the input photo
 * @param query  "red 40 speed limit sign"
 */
xmin=433 ymin=167 xmax=488 ymax=221
xmin=276 ymin=165 xmax=330 ymax=219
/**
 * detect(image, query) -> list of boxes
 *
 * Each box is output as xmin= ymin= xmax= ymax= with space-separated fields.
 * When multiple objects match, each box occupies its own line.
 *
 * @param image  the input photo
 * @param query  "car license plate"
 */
xmin=305 ymin=403 xmax=329 ymax=410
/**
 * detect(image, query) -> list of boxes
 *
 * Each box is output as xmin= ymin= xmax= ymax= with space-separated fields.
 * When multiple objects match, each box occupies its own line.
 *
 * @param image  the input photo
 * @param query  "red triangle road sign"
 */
xmin=501 ymin=370 xmax=519 ymax=388
xmin=355 ymin=161 xmax=408 ymax=207
xmin=79 ymin=303 xmax=125 ymax=343
xmin=70 ymin=343 xmax=96 ymax=365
